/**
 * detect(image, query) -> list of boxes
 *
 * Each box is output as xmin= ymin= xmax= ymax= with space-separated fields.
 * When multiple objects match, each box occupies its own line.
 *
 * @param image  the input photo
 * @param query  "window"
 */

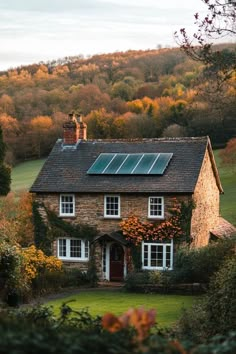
xmin=142 ymin=240 xmax=173 ymax=270
xmin=60 ymin=194 xmax=75 ymax=216
xmin=58 ymin=238 xmax=89 ymax=260
xmin=104 ymin=195 xmax=120 ymax=218
xmin=148 ymin=196 xmax=164 ymax=218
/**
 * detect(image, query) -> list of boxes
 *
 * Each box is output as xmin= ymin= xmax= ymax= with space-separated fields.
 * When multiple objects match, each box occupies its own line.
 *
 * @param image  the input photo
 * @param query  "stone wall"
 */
xmin=35 ymin=193 xmax=189 ymax=276
xmin=35 ymin=193 xmax=189 ymax=236
xmin=191 ymin=149 xmax=220 ymax=247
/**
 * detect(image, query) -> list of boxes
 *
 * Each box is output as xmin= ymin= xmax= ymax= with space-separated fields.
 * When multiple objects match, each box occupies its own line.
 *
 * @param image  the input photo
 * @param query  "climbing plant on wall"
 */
xmin=32 ymin=201 xmax=97 ymax=256
xmin=120 ymin=198 xmax=194 ymax=270
xmin=120 ymin=199 xmax=194 ymax=246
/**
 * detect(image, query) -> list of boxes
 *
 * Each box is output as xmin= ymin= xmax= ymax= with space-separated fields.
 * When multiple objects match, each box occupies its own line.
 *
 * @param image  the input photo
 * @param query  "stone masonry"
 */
xmin=191 ymin=148 xmax=220 ymax=247
xmin=35 ymin=193 xmax=191 ymax=236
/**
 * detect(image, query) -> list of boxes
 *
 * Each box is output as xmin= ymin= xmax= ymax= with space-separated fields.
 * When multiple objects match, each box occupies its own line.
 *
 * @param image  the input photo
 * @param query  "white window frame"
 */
xmin=142 ymin=239 xmax=173 ymax=270
xmin=59 ymin=194 xmax=75 ymax=217
xmin=104 ymin=195 xmax=120 ymax=218
xmin=148 ymin=196 xmax=164 ymax=219
xmin=57 ymin=238 xmax=89 ymax=261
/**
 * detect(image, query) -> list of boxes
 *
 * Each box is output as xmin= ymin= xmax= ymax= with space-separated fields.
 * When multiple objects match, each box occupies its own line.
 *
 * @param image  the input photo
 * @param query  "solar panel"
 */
xmin=132 ymin=153 xmax=158 ymax=174
xmin=103 ymin=154 xmax=127 ymax=174
xmin=149 ymin=153 xmax=173 ymax=174
xmin=87 ymin=153 xmax=173 ymax=175
xmin=117 ymin=154 xmax=142 ymax=174
xmin=87 ymin=154 xmax=115 ymax=174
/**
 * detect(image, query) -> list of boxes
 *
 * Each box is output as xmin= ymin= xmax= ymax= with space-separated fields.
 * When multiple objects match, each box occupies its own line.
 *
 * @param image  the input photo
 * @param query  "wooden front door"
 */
xmin=110 ymin=243 xmax=124 ymax=281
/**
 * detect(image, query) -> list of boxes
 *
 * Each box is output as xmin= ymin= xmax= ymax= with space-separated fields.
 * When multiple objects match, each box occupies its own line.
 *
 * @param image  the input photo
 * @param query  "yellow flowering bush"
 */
xmin=1 ymin=243 xmax=63 ymax=302
xmin=22 ymin=245 xmax=62 ymax=283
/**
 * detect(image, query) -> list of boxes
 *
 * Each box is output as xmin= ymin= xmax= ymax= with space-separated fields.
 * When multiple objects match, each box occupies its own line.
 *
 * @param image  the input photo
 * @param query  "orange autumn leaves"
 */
xmin=120 ymin=200 xmax=183 ymax=245
xmin=102 ymin=307 xmax=156 ymax=341
xmin=102 ymin=308 xmax=187 ymax=353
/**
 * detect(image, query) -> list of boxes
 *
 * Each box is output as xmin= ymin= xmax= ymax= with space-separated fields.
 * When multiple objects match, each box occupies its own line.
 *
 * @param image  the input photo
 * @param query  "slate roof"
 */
xmin=93 ymin=232 xmax=128 ymax=245
xmin=210 ymin=217 xmax=236 ymax=239
xmin=30 ymin=136 xmax=219 ymax=194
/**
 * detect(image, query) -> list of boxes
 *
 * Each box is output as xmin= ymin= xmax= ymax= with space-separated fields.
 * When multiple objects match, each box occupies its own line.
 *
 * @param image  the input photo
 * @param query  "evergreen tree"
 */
xmin=0 ymin=125 xmax=11 ymax=195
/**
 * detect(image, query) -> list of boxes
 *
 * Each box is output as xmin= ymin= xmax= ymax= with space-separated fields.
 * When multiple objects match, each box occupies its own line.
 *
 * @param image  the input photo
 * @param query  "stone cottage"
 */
xmin=30 ymin=113 xmax=233 ymax=281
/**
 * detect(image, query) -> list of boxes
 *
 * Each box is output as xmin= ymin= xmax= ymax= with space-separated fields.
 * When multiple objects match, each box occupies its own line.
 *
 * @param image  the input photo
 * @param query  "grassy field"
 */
xmin=214 ymin=150 xmax=236 ymax=226
xmin=10 ymin=151 xmax=236 ymax=225
xmin=11 ymin=159 xmax=46 ymax=193
xmin=47 ymin=290 xmax=196 ymax=327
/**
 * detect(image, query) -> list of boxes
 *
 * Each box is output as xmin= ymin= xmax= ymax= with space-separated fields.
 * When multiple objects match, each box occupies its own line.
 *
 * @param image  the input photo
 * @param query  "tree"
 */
xmin=175 ymin=1 xmax=236 ymax=85
xmin=220 ymin=138 xmax=236 ymax=168
xmin=30 ymin=116 xmax=53 ymax=158
xmin=111 ymin=81 xmax=135 ymax=101
xmin=0 ymin=125 xmax=11 ymax=195
xmin=0 ymin=192 xmax=34 ymax=246
xmin=0 ymin=114 xmax=20 ymax=164
xmin=0 ymin=94 xmax=15 ymax=115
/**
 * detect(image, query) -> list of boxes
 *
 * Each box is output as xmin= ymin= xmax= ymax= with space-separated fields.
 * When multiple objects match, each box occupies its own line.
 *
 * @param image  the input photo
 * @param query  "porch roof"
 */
xmin=93 ymin=232 xmax=128 ymax=245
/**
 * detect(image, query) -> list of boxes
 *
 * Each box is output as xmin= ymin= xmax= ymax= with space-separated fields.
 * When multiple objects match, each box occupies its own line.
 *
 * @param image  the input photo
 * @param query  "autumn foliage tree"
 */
xmin=220 ymin=137 xmax=236 ymax=168
xmin=0 ymin=46 xmax=235 ymax=162
xmin=0 ymin=125 xmax=11 ymax=195
xmin=0 ymin=192 xmax=34 ymax=246
xmin=30 ymin=116 xmax=53 ymax=158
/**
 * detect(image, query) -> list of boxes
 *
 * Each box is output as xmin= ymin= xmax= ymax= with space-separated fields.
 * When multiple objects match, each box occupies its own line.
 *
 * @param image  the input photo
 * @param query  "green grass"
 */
xmin=214 ymin=150 xmax=236 ymax=226
xmin=47 ymin=290 xmax=196 ymax=327
xmin=11 ymin=159 xmax=46 ymax=193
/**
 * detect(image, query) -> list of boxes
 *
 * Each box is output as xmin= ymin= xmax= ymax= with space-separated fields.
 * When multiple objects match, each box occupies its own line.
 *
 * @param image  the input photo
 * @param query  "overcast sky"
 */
xmin=0 ymin=0 xmax=209 ymax=71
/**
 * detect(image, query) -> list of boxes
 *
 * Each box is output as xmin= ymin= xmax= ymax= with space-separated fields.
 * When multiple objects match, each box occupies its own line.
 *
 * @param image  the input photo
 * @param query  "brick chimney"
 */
xmin=63 ymin=112 xmax=87 ymax=145
xmin=77 ymin=113 xmax=87 ymax=140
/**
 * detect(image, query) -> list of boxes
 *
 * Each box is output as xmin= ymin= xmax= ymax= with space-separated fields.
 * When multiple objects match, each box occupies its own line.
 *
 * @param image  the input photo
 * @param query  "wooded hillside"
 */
xmin=0 ymin=45 xmax=235 ymax=164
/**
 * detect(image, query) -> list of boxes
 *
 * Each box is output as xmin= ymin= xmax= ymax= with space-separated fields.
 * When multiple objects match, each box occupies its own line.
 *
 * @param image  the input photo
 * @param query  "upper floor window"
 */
xmin=148 ymin=196 xmax=164 ymax=219
xmin=58 ymin=238 xmax=89 ymax=261
xmin=60 ymin=194 xmax=75 ymax=216
xmin=104 ymin=195 xmax=120 ymax=218
xmin=142 ymin=240 xmax=173 ymax=270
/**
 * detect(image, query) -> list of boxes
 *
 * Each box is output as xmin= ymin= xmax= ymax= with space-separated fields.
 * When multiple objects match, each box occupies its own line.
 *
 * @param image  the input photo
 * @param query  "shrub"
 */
xmin=0 ymin=242 xmax=29 ymax=303
xmin=175 ymin=300 xmax=209 ymax=343
xmin=0 ymin=244 xmax=64 ymax=303
xmin=171 ymin=237 xmax=235 ymax=284
xmin=193 ymin=332 xmax=236 ymax=354
xmin=124 ymin=270 xmax=171 ymax=292
xmin=205 ymin=256 xmax=236 ymax=335
xmin=125 ymin=271 xmax=151 ymax=291
xmin=0 ymin=304 xmax=236 ymax=353
xmin=30 ymin=267 xmax=89 ymax=298
xmin=22 ymin=245 xmax=62 ymax=282
xmin=86 ymin=258 xmax=99 ymax=287
xmin=31 ymin=270 xmax=66 ymax=296
xmin=176 ymin=256 xmax=236 ymax=343
xmin=60 ymin=267 xmax=89 ymax=288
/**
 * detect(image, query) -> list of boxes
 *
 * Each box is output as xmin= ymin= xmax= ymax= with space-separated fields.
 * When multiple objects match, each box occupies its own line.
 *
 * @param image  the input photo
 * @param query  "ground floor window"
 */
xmin=58 ymin=238 xmax=89 ymax=261
xmin=142 ymin=240 xmax=173 ymax=270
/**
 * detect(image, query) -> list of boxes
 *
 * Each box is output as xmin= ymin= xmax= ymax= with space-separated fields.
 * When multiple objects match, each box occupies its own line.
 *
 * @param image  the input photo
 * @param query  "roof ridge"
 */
xmin=71 ymin=136 xmax=209 ymax=143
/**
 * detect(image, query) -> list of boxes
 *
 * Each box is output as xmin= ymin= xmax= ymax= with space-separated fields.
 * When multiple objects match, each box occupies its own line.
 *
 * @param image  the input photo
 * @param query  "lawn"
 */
xmin=214 ymin=150 xmax=236 ymax=226
xmin=47 ymin=289 xmax=197 ymax=327
xmin=11 ymin=159 xmax=46 ymax=193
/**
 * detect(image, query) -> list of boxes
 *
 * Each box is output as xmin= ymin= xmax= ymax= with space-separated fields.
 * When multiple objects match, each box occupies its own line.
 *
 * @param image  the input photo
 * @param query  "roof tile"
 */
xmin=30 ymin=137 xmax=208 ymax=194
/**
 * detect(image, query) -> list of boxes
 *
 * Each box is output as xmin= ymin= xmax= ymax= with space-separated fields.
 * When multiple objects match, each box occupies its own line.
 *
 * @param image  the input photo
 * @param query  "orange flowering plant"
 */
xmin=102 ymin=307 xmax=156 ymax=342
xmin=120 ymin=198 xmax=192 ymax=245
